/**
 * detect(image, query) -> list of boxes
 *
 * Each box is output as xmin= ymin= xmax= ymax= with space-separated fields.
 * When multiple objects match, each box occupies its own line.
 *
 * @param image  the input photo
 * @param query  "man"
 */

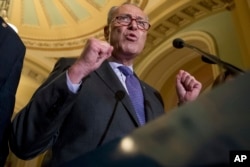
xmin=0 ymin=17 xmax=25 ymax=166
xmin=9 ymin=3 xmax=201 ymax=167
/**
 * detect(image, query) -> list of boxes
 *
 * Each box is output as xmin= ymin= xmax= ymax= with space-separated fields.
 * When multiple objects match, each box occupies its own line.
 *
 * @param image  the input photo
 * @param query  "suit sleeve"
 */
xmin=9 ymin=58 xmax=79 ymax=160
xmin=0 ymin=16 xmax=26 ymax=166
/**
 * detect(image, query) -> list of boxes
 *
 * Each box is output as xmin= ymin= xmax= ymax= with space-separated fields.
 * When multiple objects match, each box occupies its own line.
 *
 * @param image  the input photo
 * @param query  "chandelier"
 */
xmin=0 ymin=0 xmax=18 ymax=32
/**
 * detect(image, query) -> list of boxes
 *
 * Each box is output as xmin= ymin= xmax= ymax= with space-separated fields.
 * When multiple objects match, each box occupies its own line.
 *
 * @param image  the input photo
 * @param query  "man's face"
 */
xmin=108 ymin=4 xmax=149 ymax=59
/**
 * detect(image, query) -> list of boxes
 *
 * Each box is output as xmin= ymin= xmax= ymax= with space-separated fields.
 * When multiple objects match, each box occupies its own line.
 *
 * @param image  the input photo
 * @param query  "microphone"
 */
xmin=115 ymin=90 xmax=125 ymax=101
xmin=172 ymin=38 xmax=245 ymax=75
xmin=172 ymin=38 xmax=185 ymax=49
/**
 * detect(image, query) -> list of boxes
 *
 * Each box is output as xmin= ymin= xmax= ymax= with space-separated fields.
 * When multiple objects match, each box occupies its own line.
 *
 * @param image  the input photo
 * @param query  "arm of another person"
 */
xmin=0 ymin=17 xmax=26 ymax=166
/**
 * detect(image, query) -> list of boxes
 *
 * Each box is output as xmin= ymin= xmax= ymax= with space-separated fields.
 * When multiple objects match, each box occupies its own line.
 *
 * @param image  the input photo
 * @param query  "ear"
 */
xmin=104 ymin=25 xmax=109 ymax=41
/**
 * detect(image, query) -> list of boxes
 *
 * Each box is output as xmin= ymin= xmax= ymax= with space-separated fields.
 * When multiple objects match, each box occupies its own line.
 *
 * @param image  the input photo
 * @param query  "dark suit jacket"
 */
xmin=62 ymin=71 xmax=250 ymax=167
xmin=0 ymin=17 xmax=25 ymax=166
xmin=10 ymin=58 xmax=165 ymax=167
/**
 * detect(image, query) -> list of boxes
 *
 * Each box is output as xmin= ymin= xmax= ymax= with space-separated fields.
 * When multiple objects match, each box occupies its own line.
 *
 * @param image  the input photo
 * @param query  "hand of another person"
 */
xmin=176 ymin=70 xmax=202 ymax=105
xmin=68 ymin=38 xmax=113 ymax=83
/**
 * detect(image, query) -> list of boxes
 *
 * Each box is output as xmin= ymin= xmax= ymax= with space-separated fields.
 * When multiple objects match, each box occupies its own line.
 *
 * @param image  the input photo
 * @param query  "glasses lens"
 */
xmin=137 ymin=21 xmax=150 ymax=30
xmin=114 ymin=15 xmax=150 ymax=30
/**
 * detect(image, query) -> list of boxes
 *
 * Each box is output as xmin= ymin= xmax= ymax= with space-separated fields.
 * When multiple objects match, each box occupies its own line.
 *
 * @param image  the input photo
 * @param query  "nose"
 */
xmin=128 ymin=19 xmax=138 ymax=30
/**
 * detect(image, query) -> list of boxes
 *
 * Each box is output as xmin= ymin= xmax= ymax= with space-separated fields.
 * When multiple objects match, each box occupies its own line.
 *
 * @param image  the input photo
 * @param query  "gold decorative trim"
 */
xmin=221 ymin=0 xmax=235 ymax=10
xmin=22 ymin=0 xmax=230 ymax=51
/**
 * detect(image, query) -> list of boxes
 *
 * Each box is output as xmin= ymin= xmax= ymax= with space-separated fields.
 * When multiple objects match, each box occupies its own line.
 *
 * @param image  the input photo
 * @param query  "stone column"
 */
xmin=229 ymin=0 xmax=250 ymax=68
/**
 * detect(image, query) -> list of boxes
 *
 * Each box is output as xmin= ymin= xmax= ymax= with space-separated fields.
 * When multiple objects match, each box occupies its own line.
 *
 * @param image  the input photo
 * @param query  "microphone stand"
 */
xmin=97 ymin=90 xmax=125 ymax=147
xmin=183 ymin=43 xmax=245 ymax=75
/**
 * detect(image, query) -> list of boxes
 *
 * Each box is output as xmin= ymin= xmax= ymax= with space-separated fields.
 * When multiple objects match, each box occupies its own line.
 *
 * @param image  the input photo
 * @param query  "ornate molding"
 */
xmin=22 ymin=30 xmax=105 ymax=50
xmin=21 ymin=65 xmax=47 ymax=84
xmin=21 ymin=0 xmax=232 ymax=52
xmin=221 ymin=0 xmax=235 ymax=11
xmin=137 ymin=0 xmax=234 ymax=63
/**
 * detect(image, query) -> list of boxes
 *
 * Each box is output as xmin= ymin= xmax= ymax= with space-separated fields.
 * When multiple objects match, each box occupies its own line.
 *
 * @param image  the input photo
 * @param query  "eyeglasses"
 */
xmin=112 ymin=14 xmax=151 ymax=31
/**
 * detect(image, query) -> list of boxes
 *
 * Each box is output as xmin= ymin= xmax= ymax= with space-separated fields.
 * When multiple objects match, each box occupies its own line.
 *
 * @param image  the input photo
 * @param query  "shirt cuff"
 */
xmin=66 ymin=70 xmax=81 ymax=93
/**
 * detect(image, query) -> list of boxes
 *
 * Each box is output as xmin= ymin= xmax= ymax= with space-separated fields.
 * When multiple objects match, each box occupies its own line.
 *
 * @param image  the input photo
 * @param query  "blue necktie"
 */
xmin=118 ymin=66 xmax=145 ymax=125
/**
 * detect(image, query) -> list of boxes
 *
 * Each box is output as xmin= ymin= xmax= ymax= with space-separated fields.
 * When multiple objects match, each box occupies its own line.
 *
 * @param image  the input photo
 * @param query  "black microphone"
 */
xmin=115 ymin=90 xmax=125 ymax=101
xmin=172 ymin=38 xmax=185 ymax=49
xmin=172 ymin=38 xmax=245 ymax=75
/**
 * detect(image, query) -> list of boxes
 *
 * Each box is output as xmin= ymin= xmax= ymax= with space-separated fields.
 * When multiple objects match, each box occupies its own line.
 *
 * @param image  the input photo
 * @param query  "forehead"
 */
xmin=114 ymin=4 xmax=147 ymax=19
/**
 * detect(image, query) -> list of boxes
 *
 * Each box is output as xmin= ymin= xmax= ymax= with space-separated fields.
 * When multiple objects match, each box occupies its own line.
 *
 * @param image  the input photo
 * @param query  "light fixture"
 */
xmin=0 ymin=0 xmax=18 ymax=33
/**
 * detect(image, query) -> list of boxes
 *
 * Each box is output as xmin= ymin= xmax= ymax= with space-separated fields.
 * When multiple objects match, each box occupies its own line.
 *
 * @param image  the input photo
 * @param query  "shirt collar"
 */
xmin=109 ymin=61 xmax=134 ymax=72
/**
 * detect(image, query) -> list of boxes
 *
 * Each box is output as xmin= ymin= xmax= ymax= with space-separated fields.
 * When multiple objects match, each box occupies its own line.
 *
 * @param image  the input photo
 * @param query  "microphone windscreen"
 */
xmin=172 ymin=38 xmax=185 ymax=49
xmin=115 ymin=90 xmax=125 ymax=101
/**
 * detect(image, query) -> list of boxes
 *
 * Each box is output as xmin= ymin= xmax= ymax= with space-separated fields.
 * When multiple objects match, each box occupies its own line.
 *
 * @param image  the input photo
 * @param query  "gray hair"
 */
xmin=106 ymin=3 xmax=148 ymax=25
xmin=107 ymin=6 xmax=119 ymax=25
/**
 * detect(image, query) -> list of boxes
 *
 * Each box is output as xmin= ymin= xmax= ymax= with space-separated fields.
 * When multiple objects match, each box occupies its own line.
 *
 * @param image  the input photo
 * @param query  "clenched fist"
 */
xmin=176 ymin=70 xmax=202 ymax=105
xmin=68 ymin=38 xmax=113 ymax=83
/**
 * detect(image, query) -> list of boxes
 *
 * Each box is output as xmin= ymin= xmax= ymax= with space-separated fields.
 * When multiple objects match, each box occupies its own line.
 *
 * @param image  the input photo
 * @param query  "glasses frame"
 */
xmin=112 ymin=14 xmax=151 ymax=31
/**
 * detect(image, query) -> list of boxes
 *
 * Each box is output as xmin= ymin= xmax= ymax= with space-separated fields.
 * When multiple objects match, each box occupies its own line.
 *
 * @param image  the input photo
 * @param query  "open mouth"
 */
xmin=125 ymin=33 xmax=138 ymax=41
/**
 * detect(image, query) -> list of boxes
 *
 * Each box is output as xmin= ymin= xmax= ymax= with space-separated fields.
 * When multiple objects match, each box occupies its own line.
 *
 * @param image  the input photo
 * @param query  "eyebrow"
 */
xmin=121 ymin=14 xmax=147 ymax=21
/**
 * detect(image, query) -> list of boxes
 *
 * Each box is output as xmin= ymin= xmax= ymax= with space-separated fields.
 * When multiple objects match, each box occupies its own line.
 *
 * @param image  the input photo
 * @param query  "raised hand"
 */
xmin=176 ymin=70 xmax=202 ymax=105
xmin=68 ymin=38 xmax=113 ymax=83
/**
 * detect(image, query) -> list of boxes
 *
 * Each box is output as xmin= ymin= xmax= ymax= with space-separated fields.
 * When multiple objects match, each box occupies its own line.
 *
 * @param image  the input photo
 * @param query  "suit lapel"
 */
xmin=95 ymin=61 xmax=140 ymax=126
xmin=140 ymin=82 xmax=155 ymax=122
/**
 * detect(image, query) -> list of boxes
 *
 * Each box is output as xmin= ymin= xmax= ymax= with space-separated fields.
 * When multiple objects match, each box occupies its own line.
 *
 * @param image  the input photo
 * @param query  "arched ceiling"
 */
xmin=10 ymin=0 xmax=135 ymax=40
xmin=5 ymin=0 xmax=234 ymax=54
xmin=7 ymin=0 xmax=149 ymax=52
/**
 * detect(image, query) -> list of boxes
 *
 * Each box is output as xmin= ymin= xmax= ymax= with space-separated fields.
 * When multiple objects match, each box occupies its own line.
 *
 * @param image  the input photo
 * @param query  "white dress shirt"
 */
xmin=66 ymin=62 xmax=133 ymax=94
